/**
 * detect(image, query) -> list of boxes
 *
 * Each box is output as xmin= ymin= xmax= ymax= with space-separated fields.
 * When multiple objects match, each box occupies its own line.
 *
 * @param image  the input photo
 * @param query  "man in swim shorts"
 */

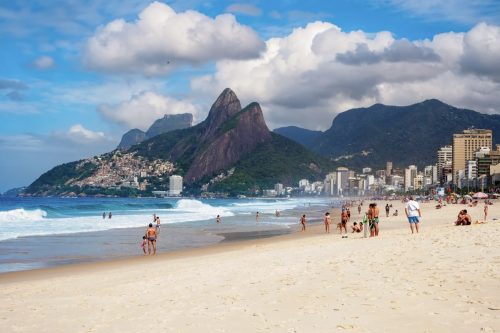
xmin=145 ymin=223 xmax=157 ymax=255
xmin=405 ymin=196 xmax=421 ymax=234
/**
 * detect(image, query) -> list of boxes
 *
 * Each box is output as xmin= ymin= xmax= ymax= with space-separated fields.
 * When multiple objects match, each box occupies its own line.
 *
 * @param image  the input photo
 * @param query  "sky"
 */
xmin=1 ymin=0 xmax=500 ymax=192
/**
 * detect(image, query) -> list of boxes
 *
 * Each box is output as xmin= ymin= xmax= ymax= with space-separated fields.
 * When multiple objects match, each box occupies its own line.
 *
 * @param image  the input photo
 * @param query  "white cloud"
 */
xmin=47 ymin=124 xmax=111 ymax=145
xmin=84 ymin=1 xmax=265 ymax=75
xmin=32 ymin=56 xmax=55 ymax=69
xmin=226 ymin=3 xmax=262 ymax=16
xmin=67 ymin=124 xmax=106 ymax=143
xmin=97 ymin=91 xmax=199 ymax=130
xmin=192 ymin=21 xmax=500 ymax=130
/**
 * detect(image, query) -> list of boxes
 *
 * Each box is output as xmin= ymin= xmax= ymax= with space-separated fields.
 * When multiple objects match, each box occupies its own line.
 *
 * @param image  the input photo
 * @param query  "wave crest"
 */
xmin=0 ymin=208 xmax=47 ymax=223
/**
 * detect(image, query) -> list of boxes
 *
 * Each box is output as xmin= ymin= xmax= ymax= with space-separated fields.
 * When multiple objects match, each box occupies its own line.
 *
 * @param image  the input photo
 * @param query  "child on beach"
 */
xmin=140 ymin=236 xmax=147 ymax=255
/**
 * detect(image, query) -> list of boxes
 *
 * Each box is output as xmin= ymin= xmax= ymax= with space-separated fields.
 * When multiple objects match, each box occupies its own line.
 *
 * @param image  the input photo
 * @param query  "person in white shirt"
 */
xmin=405 ymin=196 xmax=422 ymax=234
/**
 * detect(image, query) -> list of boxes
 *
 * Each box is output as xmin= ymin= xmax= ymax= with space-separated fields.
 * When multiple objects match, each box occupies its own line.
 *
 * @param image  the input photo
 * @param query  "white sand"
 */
xmin=1 ymin=200 xmax=499 ymax=332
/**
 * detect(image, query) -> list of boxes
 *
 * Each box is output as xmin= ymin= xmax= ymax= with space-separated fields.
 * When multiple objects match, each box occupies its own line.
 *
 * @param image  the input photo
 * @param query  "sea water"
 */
xmin=0 ymin=196 xmax=330 ymax=273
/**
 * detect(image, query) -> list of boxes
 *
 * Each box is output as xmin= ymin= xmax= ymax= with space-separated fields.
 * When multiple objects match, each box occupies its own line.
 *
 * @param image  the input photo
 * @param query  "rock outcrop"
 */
xmin=117 ymin=113 xmax=193 ymax=149
xmin=117 ymin=129 xmax=146 ymax=150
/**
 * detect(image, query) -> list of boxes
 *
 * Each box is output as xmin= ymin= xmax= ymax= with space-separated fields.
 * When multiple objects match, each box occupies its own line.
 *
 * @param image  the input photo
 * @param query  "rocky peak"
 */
xmin=146 ymin=113 xmax=193 ymax=138
xmin=185 ymin=101 xmax=272 ymax=183
xmin=203 ymin=88 xmax=242 ymax=139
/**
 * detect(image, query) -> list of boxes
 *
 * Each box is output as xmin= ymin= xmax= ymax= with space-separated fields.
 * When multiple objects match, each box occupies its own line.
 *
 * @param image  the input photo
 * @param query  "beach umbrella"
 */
xmin=472 ymin=192 xmax=488 ymax=199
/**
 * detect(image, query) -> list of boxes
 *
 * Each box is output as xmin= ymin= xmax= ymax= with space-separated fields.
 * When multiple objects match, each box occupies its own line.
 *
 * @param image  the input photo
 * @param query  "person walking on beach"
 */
xmin=367 ymin=203 xmax=380 ymax=237
xmin=385 ymin=204 xmax=390 ymax=217
xmin=216 ymin=215 xmax=221 ymax=224
xmin=405 ymin=196 xmax=421 ymax=234
xmin=300 ymin=214 xmax=307 ymax=231
xmin=155 ymin=215 xmax=161 ymax=235
xmin=358 ymin=204 xmax=361 ymax=215
xmin=484 ymin=202 xmax=488 ymax=221
xmin=145 ymin=223 xmax=157 ymax=255
xmin=340 ymin=209 xmax=348 ymax=237
xmin=324 ymin=212 xmax=331 ymax=233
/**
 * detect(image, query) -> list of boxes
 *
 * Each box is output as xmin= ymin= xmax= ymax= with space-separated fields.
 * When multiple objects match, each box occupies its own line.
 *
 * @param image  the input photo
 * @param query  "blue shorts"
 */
xmin=408 ymin=216 xmax=420 ymax=224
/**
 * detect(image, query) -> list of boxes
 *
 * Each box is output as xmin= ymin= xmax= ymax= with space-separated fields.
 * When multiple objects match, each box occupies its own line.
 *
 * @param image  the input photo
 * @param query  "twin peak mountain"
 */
xmin=132 ymin=88 xmax=273 ymax=183
xmin=127 ymin=88 xmax=326 ymax=186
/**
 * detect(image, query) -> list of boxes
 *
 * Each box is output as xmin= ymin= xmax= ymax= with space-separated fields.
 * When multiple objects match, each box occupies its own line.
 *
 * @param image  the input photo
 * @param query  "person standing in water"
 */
xmin=256 ymin=212 xmax=260 ymax=223
xmin=216 ymin=215 xmax=221 ymax=224
xmin=108 ymin=212 xmax=112 ymax=219
xmin=102 ymin=212 xmax=106 ymax=219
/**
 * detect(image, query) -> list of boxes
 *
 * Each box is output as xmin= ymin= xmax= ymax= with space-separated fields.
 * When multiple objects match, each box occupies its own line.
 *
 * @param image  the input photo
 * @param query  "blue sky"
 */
xmin=1 ymin=0 xmax=500 ymax=192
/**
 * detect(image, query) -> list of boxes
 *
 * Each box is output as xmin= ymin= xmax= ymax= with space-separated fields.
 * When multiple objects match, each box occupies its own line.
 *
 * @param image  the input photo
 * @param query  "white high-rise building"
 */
xmin=169 ymin=175 xmax=183 ymax=196
xmin=404 ymin=165 xmax=417 ymax=191
xmin=437 ymin=145 xmax=452 ymax=184
xmin=467 ymin=160 xmax=477 ymax=180
xmin=274 ymin=183 xmax=284 ymax=196
xmin=323 ymin=173 xmax=336 ymax=196
xmin=298 ymin=179 xmax=309 ymax=189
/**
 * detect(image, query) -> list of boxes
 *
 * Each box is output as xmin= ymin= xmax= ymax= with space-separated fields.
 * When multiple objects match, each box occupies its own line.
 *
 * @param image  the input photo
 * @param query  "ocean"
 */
xmin=0 ymin=196 xmax=331 ymax=273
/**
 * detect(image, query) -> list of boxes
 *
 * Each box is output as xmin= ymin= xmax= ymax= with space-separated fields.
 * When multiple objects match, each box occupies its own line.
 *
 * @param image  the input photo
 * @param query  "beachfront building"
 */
xmin=323 ymin=173 xmax=337 ymax=196
xmin=390 ymin=175 xmax=404 ymax=189
xmin=414 ymin=173 xmax=424 ymax=190
xmin=169 ymin=175 xmax=183 ymax=196
xmin=274 ymin=183 xmax=284 ymax=196
xmin=452 ymin=129 xmax=492 ymax=185
xmin=336 ymin=167 xmax=350 ymax=195
xmin=386 ymin=161 xmax=393 ymax=176
xmin=437 ymin=145 xmax=452 ymax=185
xmin=404 ymin=165 xmax=417 ymax=191
xmin=477 ymin=145 xmax=500 ymax=185
xmin=467 ymin=160 xmax=477 ymax=180
xmin=490 ymin=163 xmax=500 ymax=186
xmin=298 ymin=179 xmax=309 ymax=189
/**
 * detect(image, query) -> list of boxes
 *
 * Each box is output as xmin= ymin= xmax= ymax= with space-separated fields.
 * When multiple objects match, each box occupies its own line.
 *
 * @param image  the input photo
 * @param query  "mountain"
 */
xmin=2 ymin=187 xmax=27 ymax=197
xmin=25 ymin=88 xmax=333 ymax=196
xmin=273 ymin=126 xmax=322 ymax=148
xmin=117 ymin=129 xmax=146 ymax=150
xmin=117 ymin=113 xmax=193 ymax=149
xmin=145 ymin=113 xmax=193 ymax=138
xmin=279 ymin=99 xmax=500 ymax=169
xmin=131 ymin=88 xmax=333 ymax=189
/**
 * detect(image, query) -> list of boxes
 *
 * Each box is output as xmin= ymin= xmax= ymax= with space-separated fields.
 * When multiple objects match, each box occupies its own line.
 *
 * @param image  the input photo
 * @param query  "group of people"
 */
xmin=141 ymin=214 xmax=161 ymax=255
xmin=102 ymin=212 xmax=112 ymax=219
xmin=317 ymin=196 xmax=422 ymax=237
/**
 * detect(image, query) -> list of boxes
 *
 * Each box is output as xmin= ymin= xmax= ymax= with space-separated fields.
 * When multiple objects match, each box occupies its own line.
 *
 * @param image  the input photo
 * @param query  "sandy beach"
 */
xmin=1 ymin=200 xmax=499 ymax=332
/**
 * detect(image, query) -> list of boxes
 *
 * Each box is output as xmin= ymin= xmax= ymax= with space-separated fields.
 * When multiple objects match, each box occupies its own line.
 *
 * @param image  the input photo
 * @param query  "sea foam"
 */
xmin=0 ymin=208 xmax=47 ymax=223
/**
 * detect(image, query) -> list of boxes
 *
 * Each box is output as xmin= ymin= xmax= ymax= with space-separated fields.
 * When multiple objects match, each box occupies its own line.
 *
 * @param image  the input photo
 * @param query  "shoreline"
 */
xmin=0 ymin=202 xmax=335 ymax=274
